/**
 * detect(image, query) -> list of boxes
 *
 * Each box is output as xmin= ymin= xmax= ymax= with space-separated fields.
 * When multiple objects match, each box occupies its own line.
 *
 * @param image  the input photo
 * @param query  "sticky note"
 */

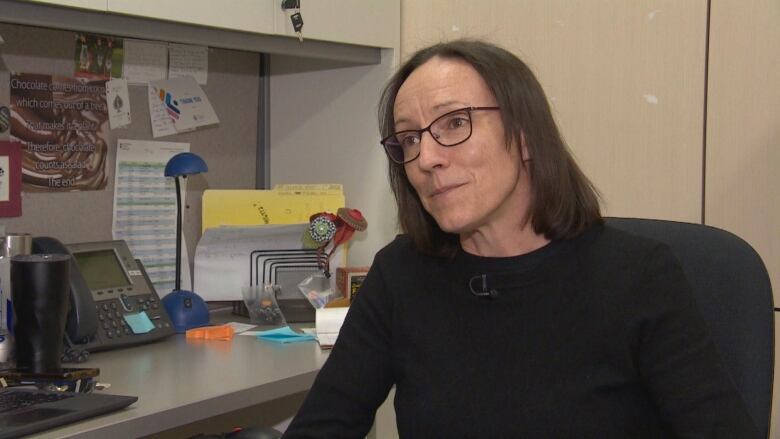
xmin=256 ymin=326 xmax=315 ymax=344
xmin=124 ymin=312 xmax=155 ymax=334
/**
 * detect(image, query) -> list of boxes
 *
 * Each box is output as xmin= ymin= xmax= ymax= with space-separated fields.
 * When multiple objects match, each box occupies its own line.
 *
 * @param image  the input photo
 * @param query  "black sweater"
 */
xmin=284 ymin=224 xmax=759 ymax=438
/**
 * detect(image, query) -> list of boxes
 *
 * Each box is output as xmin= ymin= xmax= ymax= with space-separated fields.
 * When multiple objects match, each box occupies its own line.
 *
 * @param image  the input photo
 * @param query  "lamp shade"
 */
xmin=164 ymin=152 xmax=208 ymax=177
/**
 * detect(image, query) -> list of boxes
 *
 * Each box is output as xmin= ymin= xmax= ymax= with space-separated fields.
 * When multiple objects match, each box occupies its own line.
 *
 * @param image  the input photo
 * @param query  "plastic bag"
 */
xmin=242 ymin=284 xmax=287 ymax=327
xmin=297 ymin=272 xmax=339 ymax=309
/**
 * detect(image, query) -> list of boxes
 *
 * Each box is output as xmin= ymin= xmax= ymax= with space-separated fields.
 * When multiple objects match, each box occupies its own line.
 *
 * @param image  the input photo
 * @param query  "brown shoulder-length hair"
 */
xmin=378 ymin=39 xmax=602 ymax=257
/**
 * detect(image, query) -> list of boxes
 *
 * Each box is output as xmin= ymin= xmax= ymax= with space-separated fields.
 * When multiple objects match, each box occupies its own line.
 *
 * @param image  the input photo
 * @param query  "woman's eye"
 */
xmin=399 ymin=134 xmax=420 ymax=147
xmin=447 ymin=116 xmax=469 ymax=130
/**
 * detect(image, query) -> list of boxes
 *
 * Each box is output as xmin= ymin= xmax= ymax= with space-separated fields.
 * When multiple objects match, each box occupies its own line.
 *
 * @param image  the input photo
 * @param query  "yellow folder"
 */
xmin=201 ymin=184 xmax=345 ymax=232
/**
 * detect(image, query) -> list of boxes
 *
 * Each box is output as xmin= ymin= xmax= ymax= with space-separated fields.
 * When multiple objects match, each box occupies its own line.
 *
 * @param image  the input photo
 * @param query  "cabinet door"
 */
xmin=274 ymin=0 xmax=399 ymax=48
xmin=107 ymin=0 xmax=275 ymax=34
xmin=22 ymin=0 xmax=107 ymax=10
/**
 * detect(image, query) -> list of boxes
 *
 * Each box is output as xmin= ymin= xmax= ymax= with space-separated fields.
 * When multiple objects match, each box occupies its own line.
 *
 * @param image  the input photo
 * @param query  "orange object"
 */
xmin=185 ymin=324 xmax=235 ymax=340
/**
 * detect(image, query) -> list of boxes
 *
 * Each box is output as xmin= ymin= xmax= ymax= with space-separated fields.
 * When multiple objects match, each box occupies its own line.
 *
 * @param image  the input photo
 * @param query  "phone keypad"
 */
xmin=94 ymin=295 xmax=171 ymax=342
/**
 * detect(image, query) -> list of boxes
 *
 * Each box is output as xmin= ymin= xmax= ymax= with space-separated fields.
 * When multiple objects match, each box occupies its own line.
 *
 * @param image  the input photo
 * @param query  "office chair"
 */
xmin=606 ymin=217 xmax=774 ymax=438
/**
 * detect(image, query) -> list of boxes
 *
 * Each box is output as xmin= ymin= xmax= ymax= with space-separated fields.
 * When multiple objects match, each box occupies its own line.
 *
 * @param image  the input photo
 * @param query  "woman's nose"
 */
xmin=415 ymin=132 xmax=447 ymax=170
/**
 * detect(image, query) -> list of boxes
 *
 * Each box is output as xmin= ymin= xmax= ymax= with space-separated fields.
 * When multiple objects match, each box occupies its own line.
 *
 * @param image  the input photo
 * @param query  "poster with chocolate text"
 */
xmin=10 ymin=73 xmax=108 ymax=192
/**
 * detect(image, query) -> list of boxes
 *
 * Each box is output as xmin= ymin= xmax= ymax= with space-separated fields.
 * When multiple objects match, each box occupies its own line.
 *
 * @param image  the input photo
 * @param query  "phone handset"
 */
xmin=31 ymin=237 xmax=99 ymax=344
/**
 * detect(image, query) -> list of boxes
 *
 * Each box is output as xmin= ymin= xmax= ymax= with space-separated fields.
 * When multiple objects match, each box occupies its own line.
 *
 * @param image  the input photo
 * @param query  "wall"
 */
xmin=402 ymin=0 xmax=708 ymax=223
xmin=706 ymin=0 xmax=779 ymax=311
xmin=705 ymin=0 xmax=780 ymax=434
xmin=0 ymin=22 xmax=259 ymax=270
xmin=267 ymin=50 xmax=399 ymax=267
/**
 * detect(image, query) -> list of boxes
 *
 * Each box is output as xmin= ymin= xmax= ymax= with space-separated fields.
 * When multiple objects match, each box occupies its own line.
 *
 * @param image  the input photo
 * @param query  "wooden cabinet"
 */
xmin=12 ymin=0 xmax=400 ymax=49
xmin=274 ymin=0 xmax=400 ymax=48
xmin=106 ymin=0 xmax=276 ymax=34
xmin=106 ymin=0 xmax=400 ymax=48
xmin=22 ymin=0 xmax=106 ymax=10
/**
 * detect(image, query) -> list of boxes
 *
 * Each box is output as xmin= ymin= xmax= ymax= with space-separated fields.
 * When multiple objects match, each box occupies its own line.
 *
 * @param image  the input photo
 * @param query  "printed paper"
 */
xmin=168 ymin=43 xmax=208 ymax=85
xmin=149 ymin=76 xmax=219 ymax=132
xmin=10 ymin=73 xmax=108 ymax=192
xmin=147 ymin=83 xmax=178 ymax=138
xmin=112 ymin=139 xmax=192 ymax=296
xmin=74 ymin=33 xmax=124 ymax=80
xmin=123 ymin=39 xmax=168 ymax=85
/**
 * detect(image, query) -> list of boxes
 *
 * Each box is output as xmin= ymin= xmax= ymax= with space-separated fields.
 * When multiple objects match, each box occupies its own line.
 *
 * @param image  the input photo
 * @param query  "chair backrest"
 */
xmin=606 ymin=217 xmax=774 ymax=437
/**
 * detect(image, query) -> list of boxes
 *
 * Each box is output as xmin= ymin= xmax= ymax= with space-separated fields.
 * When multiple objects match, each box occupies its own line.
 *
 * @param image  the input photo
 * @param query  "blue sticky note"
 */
xmin=123 ymin=311 xmax=155 ymax=334
xmin=256 ymin=326 xmax=315 ymax=344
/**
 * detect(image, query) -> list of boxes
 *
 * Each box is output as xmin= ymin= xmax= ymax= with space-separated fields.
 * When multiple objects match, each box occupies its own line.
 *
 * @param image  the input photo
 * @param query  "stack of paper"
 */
xmin=193 ymin=224 xmax=345 ymax=302
xmin=315 ymin=307 xmax=349 ymax=349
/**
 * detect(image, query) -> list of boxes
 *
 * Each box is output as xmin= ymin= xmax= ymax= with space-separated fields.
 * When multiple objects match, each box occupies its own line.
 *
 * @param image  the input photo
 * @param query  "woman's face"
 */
xmin=393 ymin=56 xmax=531 ymax=238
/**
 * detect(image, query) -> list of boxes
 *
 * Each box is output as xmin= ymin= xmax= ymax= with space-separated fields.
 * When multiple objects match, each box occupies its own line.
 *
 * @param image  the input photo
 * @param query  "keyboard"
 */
xmin=0 ymin=387 xmax=137 ymax=438
xmin=0 ymin=389 xmax=74 ymax=414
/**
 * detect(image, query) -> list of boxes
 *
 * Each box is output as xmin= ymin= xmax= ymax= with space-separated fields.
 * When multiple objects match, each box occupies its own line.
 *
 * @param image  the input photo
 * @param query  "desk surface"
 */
xmin=33 ymin=312 xmax=328 ymax=438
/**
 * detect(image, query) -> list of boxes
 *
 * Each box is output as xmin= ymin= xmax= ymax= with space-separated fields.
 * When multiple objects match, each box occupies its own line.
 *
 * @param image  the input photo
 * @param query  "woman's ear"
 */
xmin=519 ymin=131 xmax=531 ymax=163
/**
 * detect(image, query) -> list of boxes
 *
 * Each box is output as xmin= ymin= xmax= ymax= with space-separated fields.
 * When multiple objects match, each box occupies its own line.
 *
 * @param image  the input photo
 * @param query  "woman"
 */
xmin=283 ymin=40 xmax=758 ymax=438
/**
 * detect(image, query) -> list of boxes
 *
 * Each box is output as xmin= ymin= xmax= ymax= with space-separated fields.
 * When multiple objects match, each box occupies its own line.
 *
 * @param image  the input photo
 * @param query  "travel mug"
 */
xmin=11 ymin=253 xmax=70 ymax=374
xmin=1 ymin=233 xmax=33 ymax=333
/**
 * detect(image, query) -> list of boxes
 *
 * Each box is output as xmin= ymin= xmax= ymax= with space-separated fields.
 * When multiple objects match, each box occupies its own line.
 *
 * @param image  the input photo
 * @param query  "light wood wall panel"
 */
xmin=706 ymin=3 xmax=780 ymax=433
xmin=401 ymin=0 xmax=707 ymax=222
xmin=706 ymin=0 xmax=779 ymax=303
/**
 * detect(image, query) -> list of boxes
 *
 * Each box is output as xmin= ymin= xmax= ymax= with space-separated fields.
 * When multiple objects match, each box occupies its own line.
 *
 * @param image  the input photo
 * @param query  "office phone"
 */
xmin=31 ymin=237 xmax=175 ymax=353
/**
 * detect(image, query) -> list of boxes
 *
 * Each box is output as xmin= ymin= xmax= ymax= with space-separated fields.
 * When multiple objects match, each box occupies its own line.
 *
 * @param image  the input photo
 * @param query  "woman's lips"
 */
xmin=431 ymin=183 xmax=465 ymax=197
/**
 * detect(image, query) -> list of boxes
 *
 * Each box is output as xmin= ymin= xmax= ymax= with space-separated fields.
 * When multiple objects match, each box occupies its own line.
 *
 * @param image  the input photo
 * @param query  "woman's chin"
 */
xmin=432 ymin=215 xmax=473 ymax=236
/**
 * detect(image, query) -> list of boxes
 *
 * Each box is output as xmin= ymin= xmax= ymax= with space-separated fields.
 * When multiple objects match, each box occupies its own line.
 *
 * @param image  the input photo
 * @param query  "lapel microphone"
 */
xmin=468 ymin=274 xmax=499 ymax=299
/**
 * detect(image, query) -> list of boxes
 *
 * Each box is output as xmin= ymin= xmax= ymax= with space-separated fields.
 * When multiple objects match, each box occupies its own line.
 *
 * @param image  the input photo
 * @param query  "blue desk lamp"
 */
xmin=162 ymin=152 xmax=210 ymax=333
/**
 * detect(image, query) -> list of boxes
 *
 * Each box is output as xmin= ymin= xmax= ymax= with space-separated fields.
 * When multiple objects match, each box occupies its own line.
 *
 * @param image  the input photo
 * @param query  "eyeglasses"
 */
xmin=380 ymin=106 xmax=501 ymax=164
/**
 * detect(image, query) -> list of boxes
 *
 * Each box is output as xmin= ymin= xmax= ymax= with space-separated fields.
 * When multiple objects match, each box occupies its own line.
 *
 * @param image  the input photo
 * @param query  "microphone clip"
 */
xmin=468 ymin=274 xmax=498 ymax=299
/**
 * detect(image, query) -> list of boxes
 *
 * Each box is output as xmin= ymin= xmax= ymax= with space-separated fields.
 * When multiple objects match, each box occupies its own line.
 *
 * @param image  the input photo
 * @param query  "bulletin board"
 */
xmin=0 ymin=22 xmax=261 ymax=267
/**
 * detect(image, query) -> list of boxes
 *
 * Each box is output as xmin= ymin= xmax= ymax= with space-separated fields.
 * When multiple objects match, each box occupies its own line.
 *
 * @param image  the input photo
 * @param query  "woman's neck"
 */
xmin=460 ymin=223 xmax=550 ymax=257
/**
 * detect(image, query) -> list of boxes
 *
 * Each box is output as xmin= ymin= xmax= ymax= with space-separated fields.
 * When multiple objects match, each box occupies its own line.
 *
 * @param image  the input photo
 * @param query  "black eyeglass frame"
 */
xmin=380 ymin=106 xmax=501 ymax=164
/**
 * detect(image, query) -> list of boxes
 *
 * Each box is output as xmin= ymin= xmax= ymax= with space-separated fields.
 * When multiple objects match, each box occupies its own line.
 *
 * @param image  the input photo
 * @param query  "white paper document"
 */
xmin=315 ymin=307 xmax=349 ymax=348
xmin=194 ymin=224 xmax=344 ymax=302
xmin=112 ymin=139 xmax=191 ymax=297
xmin=226 ymin=322 xmax=256 ymax=334
xmin=147 ymin=84 xmax=178 ymax=138
xmin=123 ymin=40 xmax=168 ymax=85
xmin=149 ymin=76 xmax=219 ymax=133
xmin=168 ymin=43 xmax=208 ymax=85
xmin=106 ymin=78 xmax=131 ymax=129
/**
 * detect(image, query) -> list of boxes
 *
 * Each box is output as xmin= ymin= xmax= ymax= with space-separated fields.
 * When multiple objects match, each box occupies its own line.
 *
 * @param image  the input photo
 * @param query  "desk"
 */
xmin=33 ymin=311 xmax=329 ymax=438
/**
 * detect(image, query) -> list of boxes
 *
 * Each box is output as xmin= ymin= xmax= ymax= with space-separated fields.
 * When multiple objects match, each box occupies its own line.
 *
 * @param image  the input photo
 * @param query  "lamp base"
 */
xmin=162 ymin=290 xmax=210 ymax=333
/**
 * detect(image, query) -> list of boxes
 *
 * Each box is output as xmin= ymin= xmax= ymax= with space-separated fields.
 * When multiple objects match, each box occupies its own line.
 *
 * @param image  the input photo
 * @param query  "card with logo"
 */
xmin=149 ymin=76 xmax=219 ymax=133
